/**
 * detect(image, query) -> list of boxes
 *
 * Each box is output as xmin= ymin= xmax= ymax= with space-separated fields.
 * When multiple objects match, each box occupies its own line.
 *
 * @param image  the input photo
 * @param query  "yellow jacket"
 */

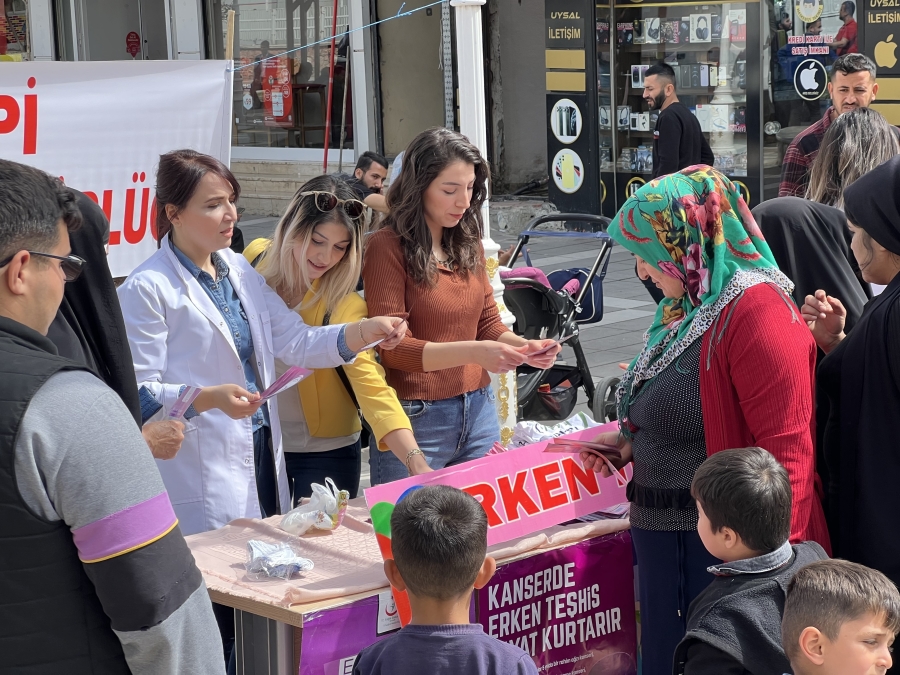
xmin=244 ymin=238 xmax=410 ymax=449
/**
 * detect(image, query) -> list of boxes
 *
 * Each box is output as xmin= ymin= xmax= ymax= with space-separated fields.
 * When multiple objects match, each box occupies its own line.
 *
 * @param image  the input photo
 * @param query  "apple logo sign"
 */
xmin=800 ymin=63 xmax=818 ymax=90
xmin=875 ymin=34 xmax=898 ymax=69
xmin=794 ymin=59 xmax=827 ymax=101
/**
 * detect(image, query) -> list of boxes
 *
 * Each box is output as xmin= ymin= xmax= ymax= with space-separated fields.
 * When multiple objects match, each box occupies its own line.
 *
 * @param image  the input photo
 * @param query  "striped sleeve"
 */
xmin=14 ymin=371 xmax=223 ymax=674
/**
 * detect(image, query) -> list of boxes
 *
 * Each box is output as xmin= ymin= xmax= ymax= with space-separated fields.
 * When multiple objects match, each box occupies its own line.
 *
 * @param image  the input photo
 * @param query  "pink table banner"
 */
xmin=364 ymin=421 xmax=630 ymax=548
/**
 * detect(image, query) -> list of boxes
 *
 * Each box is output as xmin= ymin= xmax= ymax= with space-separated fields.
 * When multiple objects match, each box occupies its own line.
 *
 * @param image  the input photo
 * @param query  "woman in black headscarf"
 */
xmin=801 ymin=155 xmax=900 ymax=585
xmin=47 ymin=191 xmax=142 ymax=424
xmin=753 ymin=197 xmax=871 ymax=333
xmin=47 ymin=192 xmax=185 ymax=459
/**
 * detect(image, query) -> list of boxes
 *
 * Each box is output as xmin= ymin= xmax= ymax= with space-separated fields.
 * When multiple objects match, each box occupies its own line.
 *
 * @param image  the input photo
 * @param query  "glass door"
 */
xmin=605 ymin=0 xmax=763 ymax=207
xmin=596 ymin=1 xmax=616 ymax=216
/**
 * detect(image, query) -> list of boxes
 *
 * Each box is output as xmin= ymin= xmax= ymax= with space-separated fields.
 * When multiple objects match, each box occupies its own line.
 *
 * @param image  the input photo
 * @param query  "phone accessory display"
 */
xmin=633 ymin=18 xmax=645 ymax=44
xmin=734 ymin=59 xmax=747 ymax=89
xmin=692 ymin=14 xmax=711 ymax=42
xmin=645 ymin=18 xmax=661 ymax=43
xmin=617 ymin=21 xmax=634 ymax=45
xmin=728 ymin=9 xmax=747 ymax=41
xmin=635 ymin=145 xmax=652 ymax=172
xmin=662 ymin=19 xmax=677 ymax=43
xmin=599 ymin=105 xmax=611 ymax=129
xmin=617 ymin=105 xmax=632 ymax=129
xmin=596 ymin=20 xmax=610 ymax=44
xmin=711 ymin=14 xmax=723 ymax=40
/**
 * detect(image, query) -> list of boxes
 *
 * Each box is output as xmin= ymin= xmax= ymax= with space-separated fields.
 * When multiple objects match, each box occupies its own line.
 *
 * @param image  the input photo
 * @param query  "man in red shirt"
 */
xmin=778 ymin=53 xmax=880 ymax=197
xmin=830 ymin=1 xmax=858 ymax=55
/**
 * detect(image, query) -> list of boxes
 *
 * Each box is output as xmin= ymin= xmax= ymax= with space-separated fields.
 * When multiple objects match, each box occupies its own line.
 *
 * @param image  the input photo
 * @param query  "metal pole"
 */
xmin=337 ymin=44 xmax=350 ymax=172
xmin=322 ymin=0 xmax=340 ymax=173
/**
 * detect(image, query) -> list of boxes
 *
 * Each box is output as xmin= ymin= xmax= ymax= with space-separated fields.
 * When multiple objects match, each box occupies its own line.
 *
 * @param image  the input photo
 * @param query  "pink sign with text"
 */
xmin=364 ymin=422 xmax=630 ymax=547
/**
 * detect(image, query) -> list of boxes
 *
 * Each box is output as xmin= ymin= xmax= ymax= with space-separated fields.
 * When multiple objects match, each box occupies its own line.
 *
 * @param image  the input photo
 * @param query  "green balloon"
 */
xmin=370 ymin=501 xmax=395 ymax=537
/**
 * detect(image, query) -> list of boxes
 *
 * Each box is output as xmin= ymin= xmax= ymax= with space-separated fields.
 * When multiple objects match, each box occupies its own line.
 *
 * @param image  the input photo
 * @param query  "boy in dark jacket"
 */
xmin=673 ymin=447 xmax=828 ymax=675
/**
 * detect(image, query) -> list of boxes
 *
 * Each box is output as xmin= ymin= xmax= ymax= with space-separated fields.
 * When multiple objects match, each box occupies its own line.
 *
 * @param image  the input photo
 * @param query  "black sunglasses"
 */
xmin=0 ymin=251 xmax=86 ymax=282
xmin=299 ymin=191 xmax=366 ymax=220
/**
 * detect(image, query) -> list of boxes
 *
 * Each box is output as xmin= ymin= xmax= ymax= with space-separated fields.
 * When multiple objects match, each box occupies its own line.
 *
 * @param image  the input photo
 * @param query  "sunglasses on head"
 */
xmin=299 ymin=191 xmax=366 ymax=220
xmin=0 ymin=251 xmax=86 ymax=282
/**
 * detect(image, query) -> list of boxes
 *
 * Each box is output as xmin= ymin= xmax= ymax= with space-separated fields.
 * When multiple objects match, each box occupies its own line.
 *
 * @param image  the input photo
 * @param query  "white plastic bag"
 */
xmin=509 ymin=411 xmax=601 ymax=448
xmin=244 ymin=540 xmax=314 ymax=580
xmin=280 ymin=477 xmax=349 ymax=535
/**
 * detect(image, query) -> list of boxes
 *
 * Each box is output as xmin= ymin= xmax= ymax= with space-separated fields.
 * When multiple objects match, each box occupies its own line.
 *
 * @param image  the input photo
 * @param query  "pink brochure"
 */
xmin=260 ymin=366 xmax=312 ymax=401
xmin=169 ymin=386 xmax=201 ymax=419
xmin=365 ymin=421 xmax=631 ymax=547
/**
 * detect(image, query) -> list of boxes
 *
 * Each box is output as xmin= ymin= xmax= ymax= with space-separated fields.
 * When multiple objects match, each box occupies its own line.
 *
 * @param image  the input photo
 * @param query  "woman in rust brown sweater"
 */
xmin=362 ymin=128 xmax=560 ymax=483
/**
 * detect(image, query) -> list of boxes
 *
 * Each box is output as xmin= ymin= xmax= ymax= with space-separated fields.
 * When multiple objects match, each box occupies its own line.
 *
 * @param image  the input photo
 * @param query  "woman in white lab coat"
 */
xmin=118 ymin=149 xmax=404 ymax=536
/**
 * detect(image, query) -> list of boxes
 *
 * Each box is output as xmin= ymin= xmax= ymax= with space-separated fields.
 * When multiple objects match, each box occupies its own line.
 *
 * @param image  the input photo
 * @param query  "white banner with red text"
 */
xmin=0 ymin=60 xmax=233 ymax=277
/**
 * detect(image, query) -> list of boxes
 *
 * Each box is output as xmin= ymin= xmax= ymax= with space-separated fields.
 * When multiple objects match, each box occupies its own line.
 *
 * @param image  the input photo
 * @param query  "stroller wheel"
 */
xmin=592 ymin=376 xmax=620 ymax=423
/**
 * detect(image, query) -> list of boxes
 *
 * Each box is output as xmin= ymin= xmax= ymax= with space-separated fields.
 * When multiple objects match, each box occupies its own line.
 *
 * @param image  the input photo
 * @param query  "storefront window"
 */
xmin=763 ymin=0 xmax=838 ymax=199
xmin=599 ymin=1 xmax=761 ymax=208
xmin=1 ymin=0 xmax=30 ymax=61
xmin=211 ymin=0 xmax=354 ymax=150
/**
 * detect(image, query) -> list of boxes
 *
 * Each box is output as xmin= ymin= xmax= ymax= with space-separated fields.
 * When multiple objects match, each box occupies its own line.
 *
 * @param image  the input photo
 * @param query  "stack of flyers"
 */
xmin=487 ymin=441 xmax=508 ymax=456
xmin=259 ymin=366 xmax=313 ymax=402
xmin=543 ymin=437 xmax=629 ymax=487
xmin=169 ymin=386 xmax=202 ymax=419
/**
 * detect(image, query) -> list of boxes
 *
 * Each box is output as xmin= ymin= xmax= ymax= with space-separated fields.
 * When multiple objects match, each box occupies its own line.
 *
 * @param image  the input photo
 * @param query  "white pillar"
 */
xmin=451 ymin=0 xmax=517 ymax=446
xmin=26 ymin=0 xmax=55 ymax=61
xmin=349 ymin=0 xmax=377 ymax=155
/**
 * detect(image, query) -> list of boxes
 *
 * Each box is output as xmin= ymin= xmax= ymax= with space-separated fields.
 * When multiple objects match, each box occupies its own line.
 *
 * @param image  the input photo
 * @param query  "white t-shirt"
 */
xmin=274 ymin=358 xmax=360 ymax=453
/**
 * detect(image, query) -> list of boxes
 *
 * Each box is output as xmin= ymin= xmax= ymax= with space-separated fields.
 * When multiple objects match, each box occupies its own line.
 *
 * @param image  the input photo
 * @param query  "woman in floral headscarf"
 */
xmin=583 ymin=167 xmax=830 ymax=674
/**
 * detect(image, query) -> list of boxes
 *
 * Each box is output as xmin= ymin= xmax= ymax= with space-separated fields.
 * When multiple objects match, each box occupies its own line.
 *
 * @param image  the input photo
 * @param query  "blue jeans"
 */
xmin=369 ymin=385 xmax=500 ymax=485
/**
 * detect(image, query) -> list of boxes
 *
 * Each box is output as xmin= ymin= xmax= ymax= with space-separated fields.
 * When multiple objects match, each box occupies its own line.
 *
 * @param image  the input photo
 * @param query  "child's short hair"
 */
xmin=390 ymin=485 xmax=488 ymax=600
xmin=691 ymin=446 xmax=791 ymax=553
xmin=782 ymin=560 xmax=900 ymax=661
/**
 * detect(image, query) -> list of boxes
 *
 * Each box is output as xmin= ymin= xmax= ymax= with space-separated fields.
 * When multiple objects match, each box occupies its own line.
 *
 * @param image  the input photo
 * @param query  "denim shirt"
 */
xmin=170 ymin=240 xmax=269 ymax=431
xmin=707 ymin=540 xmax=794 ymax=577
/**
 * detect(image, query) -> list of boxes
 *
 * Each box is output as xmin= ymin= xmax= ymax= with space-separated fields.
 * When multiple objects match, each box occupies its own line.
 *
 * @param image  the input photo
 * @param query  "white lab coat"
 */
xmin=118 ymin=236 xmax=350 ymax=535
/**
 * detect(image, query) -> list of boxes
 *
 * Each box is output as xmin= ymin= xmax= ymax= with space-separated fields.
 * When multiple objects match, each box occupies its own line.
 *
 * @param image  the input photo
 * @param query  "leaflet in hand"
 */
xmin=544 ymin=438 xmax=628 ymax=486
xmin=360 ymin=316 xmax=408 ymax=351
xmin=530 ymin=333 xmax=576 ymax=357
xmin=169 ymin=386 xmax=202 ymax=419
xmin=260 ymin=367 xmax=312 ymax=401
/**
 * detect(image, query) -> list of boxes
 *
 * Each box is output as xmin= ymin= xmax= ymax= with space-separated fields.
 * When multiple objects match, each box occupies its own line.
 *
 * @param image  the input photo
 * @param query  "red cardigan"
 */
xmin=699 ymin=283 xmax=831 ymax=554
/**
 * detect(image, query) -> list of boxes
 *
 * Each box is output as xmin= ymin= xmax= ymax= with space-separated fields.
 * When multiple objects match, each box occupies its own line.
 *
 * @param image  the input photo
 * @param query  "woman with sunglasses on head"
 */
xmin=243 ymin=176 xmax=431 ymax=503
xmin=362 ymin=127 xmax=561 ymax=484
xmin=117 ymin=150 xmax=406 ymax=538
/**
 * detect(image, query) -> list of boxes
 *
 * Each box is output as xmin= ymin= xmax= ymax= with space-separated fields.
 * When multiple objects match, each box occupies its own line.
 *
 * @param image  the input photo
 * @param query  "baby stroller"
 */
xmin=501 ymin=214 xmax=620 ymax=424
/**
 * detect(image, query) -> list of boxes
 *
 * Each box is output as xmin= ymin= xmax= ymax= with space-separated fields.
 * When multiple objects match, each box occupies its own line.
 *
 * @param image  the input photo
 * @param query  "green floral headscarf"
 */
xmin=608 ymin=166 xmax=794 ymax=431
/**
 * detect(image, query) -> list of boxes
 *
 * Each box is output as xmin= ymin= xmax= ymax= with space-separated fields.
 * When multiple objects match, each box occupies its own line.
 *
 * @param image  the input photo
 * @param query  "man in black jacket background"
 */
xmin=636 ymin=62 xmax=715 ymax=302
xmin=645 ymin=62 xmax=715 ymax=179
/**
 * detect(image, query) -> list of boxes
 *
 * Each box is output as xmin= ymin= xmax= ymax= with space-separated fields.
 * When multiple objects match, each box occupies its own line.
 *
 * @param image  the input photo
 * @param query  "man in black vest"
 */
xmin=0 ymin=160 xmax=223 ymax=674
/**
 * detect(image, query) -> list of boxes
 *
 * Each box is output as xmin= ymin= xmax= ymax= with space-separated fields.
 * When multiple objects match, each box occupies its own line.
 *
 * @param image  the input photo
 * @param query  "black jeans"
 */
xmin=253 ymin=425 xmax=278 ymax=518
xmin=283 ymin=438 xmax=362 ymax=505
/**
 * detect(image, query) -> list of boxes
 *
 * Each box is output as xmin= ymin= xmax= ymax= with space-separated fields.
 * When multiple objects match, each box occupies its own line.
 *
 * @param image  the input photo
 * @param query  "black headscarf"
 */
xmin=819 ymin=158 xmax=900 ymax=582
xmin=845 ymin=155 xmax=900 ymax=256
xmin=752 ymin=197 xmax=871 ymax=333
xmin=47 ymin=191 xmax=141 ymax=427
